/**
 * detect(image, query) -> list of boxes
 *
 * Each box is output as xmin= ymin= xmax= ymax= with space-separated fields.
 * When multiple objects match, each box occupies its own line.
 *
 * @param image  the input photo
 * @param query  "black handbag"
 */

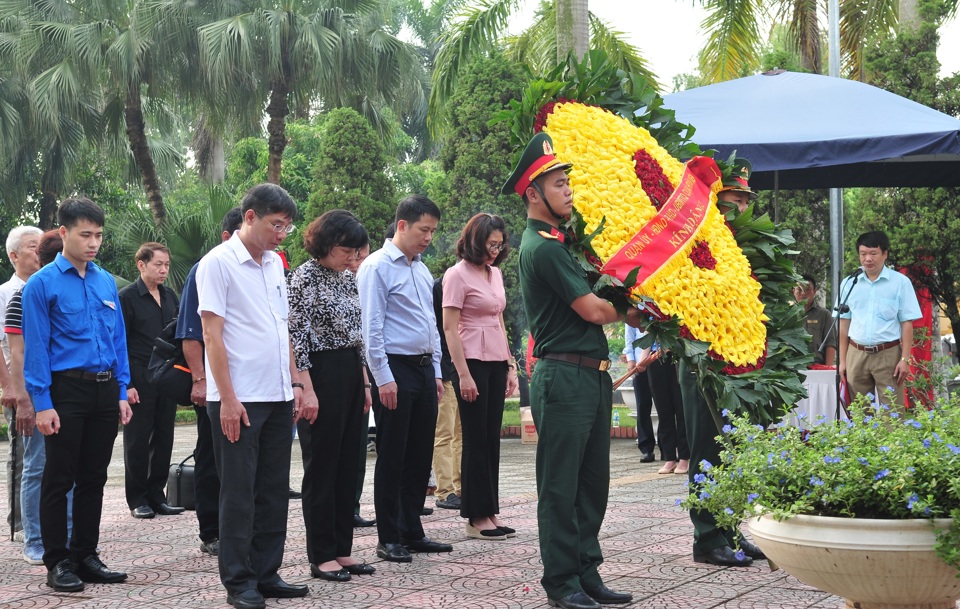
xmin=146 ymin=319 xmax=192 ymax=405
xmin=166 ymin=452 xmax=195 ymax=510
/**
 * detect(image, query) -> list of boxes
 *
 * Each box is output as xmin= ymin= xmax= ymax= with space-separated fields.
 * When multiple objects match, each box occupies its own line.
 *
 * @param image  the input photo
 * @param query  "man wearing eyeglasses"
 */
xmin=197 ymin=183 xmax=318 ymax=609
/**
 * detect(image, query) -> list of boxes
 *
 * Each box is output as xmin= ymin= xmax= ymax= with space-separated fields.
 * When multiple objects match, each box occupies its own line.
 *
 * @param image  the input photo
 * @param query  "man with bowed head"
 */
xmin=357 ymin=194 xmax=452 ymax=563
xmin=22 ymin=197 xmax=133 ymax=592
xmin=198 ymin=184 xmax=318 ymax=609
xmin=504 ymin=132 xmax=644 ymax=609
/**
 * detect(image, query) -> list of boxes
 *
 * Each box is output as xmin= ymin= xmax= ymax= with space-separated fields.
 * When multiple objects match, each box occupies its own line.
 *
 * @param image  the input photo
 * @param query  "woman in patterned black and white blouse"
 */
xmin=288 ymin=210 xmax=375 ymax=582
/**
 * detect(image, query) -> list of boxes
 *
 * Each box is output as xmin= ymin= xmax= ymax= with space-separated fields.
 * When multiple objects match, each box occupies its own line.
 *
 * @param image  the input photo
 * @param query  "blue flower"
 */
xmin=907 ymin=467 xmax=915 ymax=473
xmin=721 ymin=408 xmax=730 ymax=417
xmin=693 ymin=473 xmax=707 ymax=484
xmin=905 ymin=419 xmax=922 ymax=429
xmin=767 ymin=453 xmax=774 ymax=465
xmin=810 ymin=476 xmax=824 ymax=486
xmin=823 ymin=456 xmax=841 ymax=464
xmin=747 ymin=493 xmax=759 ymax=504
xmin=699 ymin=491 xmax=711 ymax=500
xmin=835 ymin=447 xmax=845 ymax=452
xmin=797 ymin=412 xmax=807 ymax=420
xmin=948 ymin=444 xmax=960 ymax=455
xmin=734 ymin=549 xmax=747 ymax=561
xmin=934 ymin=433 xmax=942 ymax=442
xmin=864 ymin=415 xmax=874 ymax=423
xmin=890 ymin=412 xmax=900 ymax=419
xmin=874 ymin=469 xmax=890 ymax=480
xmin=846 ymin=421 xmax=855 ymax=429
xmin=923 ymin=439 xmax=932 ymax=449
xmin=857 ymin=457 xmax=869 ymax=465
xmin=724 ymin=508 xmax=734 ymax=515
xmin=722 ymin=424 xmax=733 ymax=434
xmin=701 ymin=460 xmax=713 ymax=471
xmin=866 ymin=392 xmax=875 ymax=402
xmin=675 ymin=499 xmax=683 ymax=506
xmin=907 ymin=494 xmax=919 ymax=509
xmin=879 ymin=446 xmax=890 ymax=452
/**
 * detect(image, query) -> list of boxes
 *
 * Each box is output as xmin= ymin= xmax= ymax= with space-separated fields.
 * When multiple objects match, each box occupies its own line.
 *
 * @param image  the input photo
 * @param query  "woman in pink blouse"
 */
xmin=443 ymin=214 xmax=519 ymax=540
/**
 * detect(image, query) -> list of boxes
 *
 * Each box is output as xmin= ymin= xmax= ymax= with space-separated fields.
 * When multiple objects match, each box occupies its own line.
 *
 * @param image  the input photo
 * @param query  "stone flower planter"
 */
xmin=749 ymin=513 xmax=960 ymax=609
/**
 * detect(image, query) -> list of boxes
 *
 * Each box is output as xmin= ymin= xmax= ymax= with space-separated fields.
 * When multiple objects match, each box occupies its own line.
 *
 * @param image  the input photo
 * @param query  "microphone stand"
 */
xmin=829 ymin=269 xmax=861 ymax=421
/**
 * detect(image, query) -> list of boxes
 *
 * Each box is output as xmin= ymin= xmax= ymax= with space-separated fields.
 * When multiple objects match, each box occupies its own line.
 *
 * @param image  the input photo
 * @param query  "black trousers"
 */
xmin=208 ymin=400 xmax=291 ymax=596
xmin=4 ymin=404 xmax=23 ymax=535
xmin=453 ymin=359 xmax=507 ymax=519
xmin=297 ymin=348 xmax=364 ymax=563
xmin=355 ymin=365 xmax=380 ymax=516
xmin=40 ymin=374 xmax=120 ymax=569
xmin=632 ymin=369 xmax=655 ymax=454
xmin=123 ymin=367 xmax=177 ymax=509
xmin=647 ymin=358 xmax=689 ymax=461
xmin=193 ymin=403 xmax=220 ymax=543
xmin=374 ymin=356 xmax=437 ymax=545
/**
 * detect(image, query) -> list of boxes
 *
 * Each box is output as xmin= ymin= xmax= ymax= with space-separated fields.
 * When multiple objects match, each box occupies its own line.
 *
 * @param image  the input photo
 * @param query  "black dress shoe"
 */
xmin=376 ymin=542 xmax=412 ymax=563
xmin=693 ymin=545 xmax=754 ymax=567
xmin=258 ymin=579 xmax=309 ymax=598
xmin=200 ymin=538 xmax=219 ymax=556
xmin=151 ymin=502 xmax=185 ymax=516
xmin=353 ymin=514 xmax=376 ymax=527
xmin=547 ymin=591 xmax=601 ymax=609
xmin=342 ymin=562 xmax=376 ymax=575
xmin=436 ymin=493 xmax=461 ymax=509
xmin=640 ymin=451 xmax=656 ymax=463
xmin=401 ymin=536 xmax=453 ymax=553
xmin=496 ymin=524 xmax=517 ymax=538
xmin=421 ymin=506 xmax=434 ymax=516
xmin=76 ymin=554 xmax=128 ymax=583
xmin=227 ymin=589 xmax=266 ymax=609
xmin=739 ymin=539 xmax=766 ymax=559
xmin=288 ymin=487 xmax=302 ymax=499
xmin=47 ymin=559 xmax=84 ymax=592
xmin=584 ymin=584 xmax=633 ymax=604
xmin=131 ymin=504 xmax=155 ymax=519
xmin=309 ymin=564 xmax=351 ymax=582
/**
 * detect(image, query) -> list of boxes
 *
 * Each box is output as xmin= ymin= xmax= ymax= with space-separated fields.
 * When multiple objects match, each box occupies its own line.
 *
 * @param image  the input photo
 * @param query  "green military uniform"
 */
xmin=678 ymin=361 xmax=737 ymax=555
xmin=804 ymin=304 xmax=834 ymax=365
xmin=519 ymin=217 xmax=613 ymax=600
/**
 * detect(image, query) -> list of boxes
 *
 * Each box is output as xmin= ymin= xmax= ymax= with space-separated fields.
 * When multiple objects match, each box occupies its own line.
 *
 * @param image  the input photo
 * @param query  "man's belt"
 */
xmin=849 ymin=339 xmax=900 ymax=354
xmin=541 ymin=353 xmax=611 ymax=371
xmin=56 ymin=369 xmax=114 ymax=382
xmin=388 ymin=353 xmax=434 ymax=367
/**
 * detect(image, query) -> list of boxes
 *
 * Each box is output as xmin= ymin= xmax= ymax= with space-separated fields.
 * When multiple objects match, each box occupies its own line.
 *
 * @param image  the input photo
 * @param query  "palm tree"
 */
xmin=694 ymin=0 xmax=959 ymax=84
xmin=0 ymin=0 xmax=186 ymax=226
xmin=429 ymin=0 xmax=657 ymax=136
xmin=196 ymin=0 xmax=424 ymax=184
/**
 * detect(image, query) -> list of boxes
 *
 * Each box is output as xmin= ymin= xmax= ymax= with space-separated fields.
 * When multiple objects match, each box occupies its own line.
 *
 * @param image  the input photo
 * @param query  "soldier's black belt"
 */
xmin=55 ymin=369 xmax=114 ymax=382
xmin=849 ymin=339 xmax=900 ymax=354
xmin=388 ymin=353 xmax=434 ymax=367
xmin=541 ymin=353 xmax=611 ymax=371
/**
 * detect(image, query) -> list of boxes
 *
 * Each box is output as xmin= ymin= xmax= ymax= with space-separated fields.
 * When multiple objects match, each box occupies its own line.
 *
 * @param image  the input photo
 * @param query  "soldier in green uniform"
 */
xmin=503 ymin=133 xmax=643 ymax=609
xmin=678 ymin=166 xmax=766 ymax=567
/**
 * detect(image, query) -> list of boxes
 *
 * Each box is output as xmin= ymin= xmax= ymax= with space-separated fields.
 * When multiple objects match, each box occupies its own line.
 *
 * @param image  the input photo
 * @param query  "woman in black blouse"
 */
xmin=288 ymin=210 xmax=374 ymax=581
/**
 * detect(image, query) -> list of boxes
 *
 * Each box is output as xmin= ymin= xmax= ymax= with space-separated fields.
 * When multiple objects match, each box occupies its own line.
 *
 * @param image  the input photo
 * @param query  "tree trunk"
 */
xmin=38 ymin=190 xmax=58 ymax=229
xmin=556 ymin=0 xmax=589 ymax=64
xmin=899 ymin=0 xmax=920 ymax=33
xmin=124 ymin=86 xmax=166 ymax=225
xmin=266 ymin=78 xmax=291 ymax=185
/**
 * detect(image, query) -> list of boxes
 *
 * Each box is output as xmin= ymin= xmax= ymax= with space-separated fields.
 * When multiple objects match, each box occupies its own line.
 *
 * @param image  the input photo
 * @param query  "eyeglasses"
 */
xmin=486 ymin=242 xmax=506 ymax=253
xmin=257 ymin=213 xmax=296 ymax=235
xmin=335 ymin=245 xmax=362 ymax=259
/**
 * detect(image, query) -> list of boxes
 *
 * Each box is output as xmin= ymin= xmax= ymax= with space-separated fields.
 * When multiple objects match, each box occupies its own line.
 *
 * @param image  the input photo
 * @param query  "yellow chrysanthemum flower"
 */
xmin=543 ymin=102 xmax=766 ymax=366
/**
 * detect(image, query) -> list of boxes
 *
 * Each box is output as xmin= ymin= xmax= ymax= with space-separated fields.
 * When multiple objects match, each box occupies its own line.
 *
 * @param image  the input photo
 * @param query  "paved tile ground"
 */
xmin=0 ymin=424 xmax=845 ymax=609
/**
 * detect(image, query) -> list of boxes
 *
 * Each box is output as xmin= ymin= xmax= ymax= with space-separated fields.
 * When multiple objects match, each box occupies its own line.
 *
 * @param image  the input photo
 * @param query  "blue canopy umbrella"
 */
xmin=663 ymin=70 xmax=960 ymax=189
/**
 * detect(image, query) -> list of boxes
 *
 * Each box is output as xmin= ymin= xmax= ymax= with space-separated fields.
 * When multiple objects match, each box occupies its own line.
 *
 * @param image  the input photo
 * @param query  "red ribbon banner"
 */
xmin=600 ymin=156 xmax=722 ymax=287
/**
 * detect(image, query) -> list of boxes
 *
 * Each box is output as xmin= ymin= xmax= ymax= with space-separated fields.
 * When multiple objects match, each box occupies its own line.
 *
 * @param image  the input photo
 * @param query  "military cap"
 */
xmin=719 ymin=158 xmax=758 ymax=199
xmin=501 ymin=132 xmax=573 ymax=196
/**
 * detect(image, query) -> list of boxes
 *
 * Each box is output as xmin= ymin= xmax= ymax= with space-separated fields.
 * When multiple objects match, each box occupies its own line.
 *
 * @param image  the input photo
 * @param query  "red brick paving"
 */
xmin=0 ymin=426 xmax=848 ymax=608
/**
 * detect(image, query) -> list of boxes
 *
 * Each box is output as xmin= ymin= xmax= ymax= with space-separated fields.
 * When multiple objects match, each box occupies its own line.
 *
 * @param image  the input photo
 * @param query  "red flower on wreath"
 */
xmin=633 ymin=150 xmax=674 ymax=210
xmin=689 ymin=241 xmax=717 ymax=270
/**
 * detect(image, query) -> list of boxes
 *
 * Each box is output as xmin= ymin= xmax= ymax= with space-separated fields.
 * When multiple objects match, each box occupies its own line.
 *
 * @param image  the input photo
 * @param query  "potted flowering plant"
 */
xmin=684 ymin=393 xmax=960 ymax=608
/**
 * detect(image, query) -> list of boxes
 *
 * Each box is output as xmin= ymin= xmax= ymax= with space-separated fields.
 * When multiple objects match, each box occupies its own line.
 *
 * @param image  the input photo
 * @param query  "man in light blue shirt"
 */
xmin=357 ymin=195 xmax=449 ymax=563
xmin=622 ymin=324 xmax=655 ymax=462
xmin=836 ymin=231 xmax=921 ymax=408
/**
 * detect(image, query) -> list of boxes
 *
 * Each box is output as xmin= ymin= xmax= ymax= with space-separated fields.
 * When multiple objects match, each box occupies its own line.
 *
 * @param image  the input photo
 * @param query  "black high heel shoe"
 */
xmin=466 ymin=518 xmax=506 ymax=540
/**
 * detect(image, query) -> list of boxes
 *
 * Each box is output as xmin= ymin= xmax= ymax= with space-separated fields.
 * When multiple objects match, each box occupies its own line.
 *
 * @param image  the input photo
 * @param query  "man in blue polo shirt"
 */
xmin=837 ymin=230 xmax=922 ymax=409
xmin=22 ymin=197 xmax=133 ymax=593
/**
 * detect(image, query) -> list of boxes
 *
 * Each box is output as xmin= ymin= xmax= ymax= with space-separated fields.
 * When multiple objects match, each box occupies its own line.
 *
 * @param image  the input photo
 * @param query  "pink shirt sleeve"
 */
xmin=442 ymin=261 xmax=510 ymax=362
